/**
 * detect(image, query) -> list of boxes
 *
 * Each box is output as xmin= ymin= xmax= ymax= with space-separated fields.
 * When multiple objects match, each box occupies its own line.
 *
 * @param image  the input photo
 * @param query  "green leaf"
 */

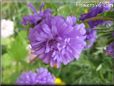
xmin=2 ymin=54 xmax=13 ymax=68
xmin=101 ymin=11 xmax=114 ymax=19
xmin=8 ymin=31 xmax=28 ymax=61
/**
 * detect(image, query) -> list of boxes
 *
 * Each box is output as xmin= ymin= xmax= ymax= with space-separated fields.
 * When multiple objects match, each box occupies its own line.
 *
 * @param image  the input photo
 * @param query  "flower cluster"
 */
xmin=80 ymin=3 xmax=111 ymax=28
xmin=22 ymin=3 xmax=86 ymax=68
xmin=16 ymin=68 xmax=55 ymax=85
xmin=80 ymin=3 xmax=113 ymax=48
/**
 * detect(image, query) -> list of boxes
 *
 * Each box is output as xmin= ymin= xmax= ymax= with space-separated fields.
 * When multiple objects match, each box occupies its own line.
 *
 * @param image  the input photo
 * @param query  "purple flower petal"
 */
xmin=16 ymin=68 xmax=55 ymax=85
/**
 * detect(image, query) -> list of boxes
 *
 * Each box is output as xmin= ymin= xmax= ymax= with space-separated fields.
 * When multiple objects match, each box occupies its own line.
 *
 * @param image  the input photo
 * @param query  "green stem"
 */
xmin=84 ymin=17 xmax=114 ymax=22
xmin=97 ymin=30 xmax=114 ymax=33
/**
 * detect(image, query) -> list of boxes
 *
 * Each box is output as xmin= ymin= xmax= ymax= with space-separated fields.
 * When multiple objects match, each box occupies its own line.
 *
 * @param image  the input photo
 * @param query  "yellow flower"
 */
xmin=55 ymin=77 xmax=65 ymax=85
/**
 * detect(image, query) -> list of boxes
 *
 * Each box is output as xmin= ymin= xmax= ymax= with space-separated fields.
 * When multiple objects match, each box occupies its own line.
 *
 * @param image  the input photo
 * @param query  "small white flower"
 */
xmin=1 ymin=19 xmax=14 ymax=38
xmin=26 ymin=44 xmax=32 ymax=50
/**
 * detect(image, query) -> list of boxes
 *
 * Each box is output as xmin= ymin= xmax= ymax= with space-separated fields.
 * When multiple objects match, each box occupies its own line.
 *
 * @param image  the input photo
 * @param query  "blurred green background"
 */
xmin=1 ymin=0 xmax=114 ymax=84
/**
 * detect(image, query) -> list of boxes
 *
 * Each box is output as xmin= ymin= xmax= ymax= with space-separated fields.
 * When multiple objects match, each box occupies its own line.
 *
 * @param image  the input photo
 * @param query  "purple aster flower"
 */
xmin=16 ymin=71 xmax=37 ymax=85
xmin=85 ymin=29 xmax=97 ymax=48
xmin=80 ymin=3 xmax=111 ymax=28
xmin=106 ymin=42 xmax=114 ymax=57
xmin=22 ymin=3 xmax=86 ymax=68
xmin=16 ymin=68 xmax=55 ymax=85
xmin=29 ymin=15 xmax=86 ymax=68
xmin=35 ymin=68 xmax=55 ymax=84
xmin=22 ymin=3 xmax=52 ymax=26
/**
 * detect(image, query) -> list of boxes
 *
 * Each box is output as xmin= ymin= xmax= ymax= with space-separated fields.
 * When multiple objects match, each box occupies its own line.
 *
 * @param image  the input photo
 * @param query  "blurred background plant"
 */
xmin=1 ymin=0 xmax=114 ymax=85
